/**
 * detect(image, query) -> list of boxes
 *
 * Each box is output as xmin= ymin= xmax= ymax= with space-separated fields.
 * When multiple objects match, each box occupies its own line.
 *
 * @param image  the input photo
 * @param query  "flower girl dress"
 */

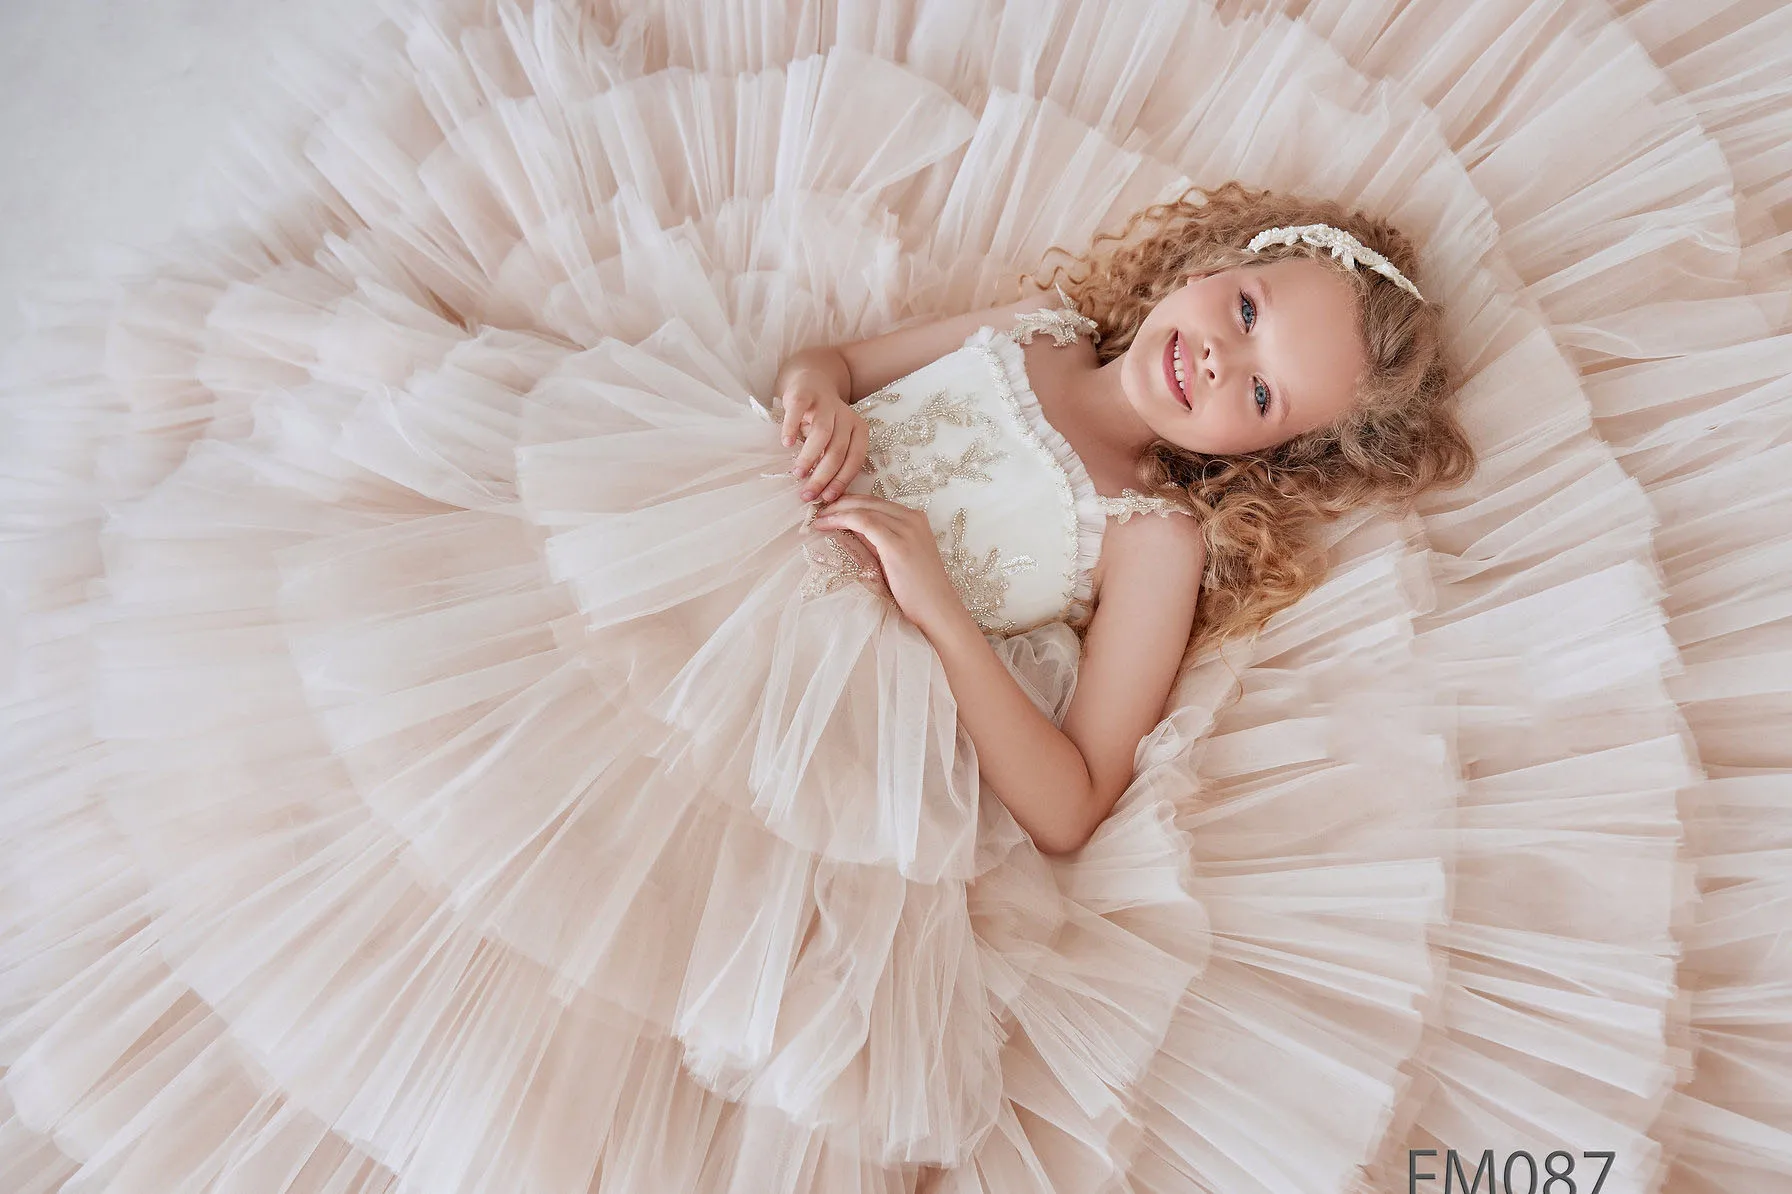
xmin=3 ymin=1 xmax=1790 ymax=1192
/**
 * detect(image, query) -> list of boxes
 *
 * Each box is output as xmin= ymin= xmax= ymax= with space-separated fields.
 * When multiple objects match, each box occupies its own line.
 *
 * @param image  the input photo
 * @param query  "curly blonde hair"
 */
xmin=1020 ymin=181 xmax=1475 ymax=654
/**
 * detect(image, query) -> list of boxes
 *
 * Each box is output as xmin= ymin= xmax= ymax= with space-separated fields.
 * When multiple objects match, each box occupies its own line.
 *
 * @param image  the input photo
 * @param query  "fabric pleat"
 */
xmin=3 ymin=1 xmax=1789 ymax=1192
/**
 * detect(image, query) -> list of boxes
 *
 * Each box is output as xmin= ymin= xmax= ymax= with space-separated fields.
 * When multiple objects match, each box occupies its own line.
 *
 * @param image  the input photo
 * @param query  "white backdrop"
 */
xmin=0 ymin=0 xmax=380 ymax=321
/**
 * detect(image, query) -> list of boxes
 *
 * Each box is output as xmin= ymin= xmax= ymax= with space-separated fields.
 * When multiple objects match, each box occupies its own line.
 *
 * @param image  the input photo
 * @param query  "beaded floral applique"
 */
xmin=857 ymin=389 xmax=1006 ymax=512
xmin=1007 ymin=284 xmax=1101 ymax=348
xmin=800 ymin=532 xmax=885 ymax=599
xmin=1096 ymin=488 xmax=1190 ymax=523
xmin=934 ymin=508 xmax=1036 ymax=634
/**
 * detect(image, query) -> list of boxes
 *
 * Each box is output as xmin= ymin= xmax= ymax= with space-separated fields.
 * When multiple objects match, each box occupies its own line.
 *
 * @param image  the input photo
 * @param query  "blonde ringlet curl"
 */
xmin=1016 ymin=181 xmax=1476 ymax=655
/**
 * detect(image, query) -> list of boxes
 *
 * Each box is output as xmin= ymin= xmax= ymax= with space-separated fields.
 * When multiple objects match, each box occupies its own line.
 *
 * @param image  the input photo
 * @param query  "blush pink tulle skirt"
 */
xmin=1 ymin=2 xmax=1789 ymax=1192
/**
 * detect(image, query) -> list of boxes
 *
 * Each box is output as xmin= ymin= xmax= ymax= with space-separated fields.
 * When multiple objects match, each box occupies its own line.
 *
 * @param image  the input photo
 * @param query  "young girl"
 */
xmin=456 ymin=178 xmax=1476 ymax=1177
xmin=777 ymin=181 xmax=1473 ymax=854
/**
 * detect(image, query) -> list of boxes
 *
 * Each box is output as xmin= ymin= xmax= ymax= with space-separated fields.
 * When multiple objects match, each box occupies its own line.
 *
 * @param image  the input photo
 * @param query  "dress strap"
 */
xmin=1006 ymin=283 xmax=1102 ymax=347
xmin=1096 ymin=488 xmax=1192 ymax=522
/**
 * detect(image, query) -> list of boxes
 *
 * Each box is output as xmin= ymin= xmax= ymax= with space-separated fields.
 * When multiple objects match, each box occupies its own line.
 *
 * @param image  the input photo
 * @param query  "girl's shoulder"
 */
xmin=1066 ymin=498 xmax=1202 ymax=760
xmin=1088 ymin=493 xmax=1205 ymax=610
xmin=1101 ymin=496 xmax=1205 ymax=568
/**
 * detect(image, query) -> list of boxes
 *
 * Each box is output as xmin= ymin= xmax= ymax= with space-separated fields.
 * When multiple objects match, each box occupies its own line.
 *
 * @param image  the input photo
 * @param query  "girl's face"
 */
xmin=1121 ymin=258 xmax=1368 ymax=456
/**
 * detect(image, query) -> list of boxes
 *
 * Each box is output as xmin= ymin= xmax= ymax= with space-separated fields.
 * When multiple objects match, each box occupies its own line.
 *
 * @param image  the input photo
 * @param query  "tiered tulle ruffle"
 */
xmin=2 ymin=1 xmax=1789 ymax=1192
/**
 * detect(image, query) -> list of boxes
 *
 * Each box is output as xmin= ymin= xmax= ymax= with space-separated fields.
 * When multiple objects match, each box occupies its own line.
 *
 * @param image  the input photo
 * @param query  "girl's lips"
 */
xmin=1162 ymin=331 xmax=1192 ymax=409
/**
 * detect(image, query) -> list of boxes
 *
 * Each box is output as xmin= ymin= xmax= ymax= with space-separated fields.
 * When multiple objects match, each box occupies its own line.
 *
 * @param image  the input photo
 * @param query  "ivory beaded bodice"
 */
xmin=803 ymin=296 xmax=1190 ymax=636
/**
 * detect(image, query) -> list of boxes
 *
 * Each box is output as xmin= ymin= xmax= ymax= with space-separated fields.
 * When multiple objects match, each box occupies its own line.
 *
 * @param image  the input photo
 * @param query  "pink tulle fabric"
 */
xmin=1 ymin=1 xmax=1789 ymax=1192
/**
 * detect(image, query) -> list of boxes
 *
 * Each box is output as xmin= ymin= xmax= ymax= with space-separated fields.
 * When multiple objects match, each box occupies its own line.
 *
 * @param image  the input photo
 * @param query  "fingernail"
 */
xmin=801 ymin=490 xmax=815 ymax=501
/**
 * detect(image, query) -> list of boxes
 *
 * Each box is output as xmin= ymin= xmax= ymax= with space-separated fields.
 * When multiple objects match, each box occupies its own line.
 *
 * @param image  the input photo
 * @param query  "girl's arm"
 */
xmin=927 ymin=510 xmax=1206 ymax=853
xmin=778 ymin=290 xmax=1065 ymax=404
xmin=809 ymin=483 xmax=1205 ymax=855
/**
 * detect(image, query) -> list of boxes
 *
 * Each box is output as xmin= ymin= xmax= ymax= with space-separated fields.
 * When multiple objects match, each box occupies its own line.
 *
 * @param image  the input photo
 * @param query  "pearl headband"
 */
xmin=1246 ymin=223 xmax=1424 ymax=301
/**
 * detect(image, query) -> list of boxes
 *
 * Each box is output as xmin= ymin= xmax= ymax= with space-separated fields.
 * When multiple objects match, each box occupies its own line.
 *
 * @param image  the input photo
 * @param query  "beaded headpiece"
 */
xmin=1245 ymin=223 xmax=1424 ymax=301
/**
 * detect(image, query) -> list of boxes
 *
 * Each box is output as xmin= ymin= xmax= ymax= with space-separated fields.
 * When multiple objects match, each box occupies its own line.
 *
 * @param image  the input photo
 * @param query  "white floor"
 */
xmin=0 ymin=0 xmax=382 ymax=323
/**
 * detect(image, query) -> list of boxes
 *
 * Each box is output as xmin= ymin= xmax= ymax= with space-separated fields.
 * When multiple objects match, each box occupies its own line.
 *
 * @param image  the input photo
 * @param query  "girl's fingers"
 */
xmin=811 ymin=501 xmax=885 ymax=530
xmin=806 ymin=425 xmax=857 ymax=499
xmin=819 ymin=423 xmax=867 ymax=503
xmin=780 ymin=392 xmax=812 ymax=447
xmin=813 ymin=493 xmax=886 ymax=515
xmin=817 ymin=493 xmax=921 ymax=523
xmin=813 ymin=506 xmax=927 ymax=558
xmin=792 ymin=413 xmax=836 ymax=481
xmin=844 ymin=424 xmax=870 ymax=486
xmin=810 ymin=509 xmax=893 ymax=554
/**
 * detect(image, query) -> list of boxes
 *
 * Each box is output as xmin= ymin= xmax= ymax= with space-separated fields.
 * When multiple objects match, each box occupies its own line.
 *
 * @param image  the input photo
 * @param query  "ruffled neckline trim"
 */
xmin=964 ymin=325 xmax=1108 ymax=629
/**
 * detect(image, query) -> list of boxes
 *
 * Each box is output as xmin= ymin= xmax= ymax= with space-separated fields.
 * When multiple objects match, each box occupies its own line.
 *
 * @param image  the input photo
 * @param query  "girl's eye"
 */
xmin=1239 ymin=292 xmax=1257 ymax=331
xmin=1253 ymin=377 xmax=1271 ymax=416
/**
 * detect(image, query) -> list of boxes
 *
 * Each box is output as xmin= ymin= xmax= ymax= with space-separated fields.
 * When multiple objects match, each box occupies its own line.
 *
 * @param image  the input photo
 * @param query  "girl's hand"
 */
xmin=809 ymin=495 xmax=968 ymax=637
xmin=777 ymin=366 xmax=870 ymax=503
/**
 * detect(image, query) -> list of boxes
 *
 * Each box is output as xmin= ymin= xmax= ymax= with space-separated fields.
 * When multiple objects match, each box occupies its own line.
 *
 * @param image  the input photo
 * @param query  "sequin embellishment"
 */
xmin=800 ymin=533 xmax=884 ymax=599
xmin=858 ymin=390 xmax=1006 ymax=511
xmin=935 ymin=508 xmax=1036 ymax=634
xmin=1008 ymin=287 xmax=1101 ymax=347
xmin=1096 ymin=488 xmax=1189 ymax=523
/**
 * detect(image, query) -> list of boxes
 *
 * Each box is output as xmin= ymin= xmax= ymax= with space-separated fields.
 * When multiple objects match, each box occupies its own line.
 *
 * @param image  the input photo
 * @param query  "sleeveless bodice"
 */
xmin=800 ymin=298 xmax=1189 ymax=636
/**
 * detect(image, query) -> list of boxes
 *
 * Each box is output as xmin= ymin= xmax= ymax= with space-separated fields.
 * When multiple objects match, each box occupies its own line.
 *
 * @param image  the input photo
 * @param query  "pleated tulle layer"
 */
xmin=2 ymin=1 xmax=1789 ymax=1192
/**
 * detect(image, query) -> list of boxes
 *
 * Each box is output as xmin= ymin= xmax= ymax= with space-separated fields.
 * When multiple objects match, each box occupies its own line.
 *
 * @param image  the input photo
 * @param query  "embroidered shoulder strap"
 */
xmin=1007 ymin=283 xmax=1101 ymax=347
xmin=1096 ymin=488 xmax=1192 ymax=523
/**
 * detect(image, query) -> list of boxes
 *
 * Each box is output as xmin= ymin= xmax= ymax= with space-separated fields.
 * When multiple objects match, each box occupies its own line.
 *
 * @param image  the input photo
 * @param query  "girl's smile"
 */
xmin=1163 ymin=330 xmax=1193 ymax=409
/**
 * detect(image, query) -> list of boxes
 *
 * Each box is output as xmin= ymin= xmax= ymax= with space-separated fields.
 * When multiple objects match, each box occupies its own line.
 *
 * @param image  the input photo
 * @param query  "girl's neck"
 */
xmin=1064 ymin=350 xmax=1160 ymax=480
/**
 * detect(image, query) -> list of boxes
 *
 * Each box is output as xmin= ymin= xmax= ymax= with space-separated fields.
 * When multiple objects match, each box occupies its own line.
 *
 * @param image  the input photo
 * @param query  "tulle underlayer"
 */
xmin=2 ymin=1 xmax=1789 ymax=1192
